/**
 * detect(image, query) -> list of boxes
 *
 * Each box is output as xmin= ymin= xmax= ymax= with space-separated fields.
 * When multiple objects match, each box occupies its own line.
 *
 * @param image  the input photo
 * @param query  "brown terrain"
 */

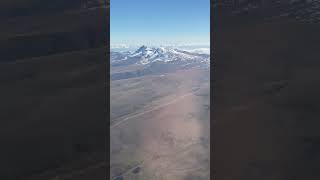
xmin=0 ymin=1 xmax=108 ymax=179
xmin=110 ymin=68 xmax=210 ymax=180
xmin=213 ymin=1 xmax=320 ymax=180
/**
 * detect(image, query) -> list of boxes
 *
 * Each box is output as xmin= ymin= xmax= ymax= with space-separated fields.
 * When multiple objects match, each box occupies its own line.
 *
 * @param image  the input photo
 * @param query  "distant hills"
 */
xmin=111 ymin=46 xmax=210 ymax=66
xmin=110 ymin=46 xmax=210 ymax=81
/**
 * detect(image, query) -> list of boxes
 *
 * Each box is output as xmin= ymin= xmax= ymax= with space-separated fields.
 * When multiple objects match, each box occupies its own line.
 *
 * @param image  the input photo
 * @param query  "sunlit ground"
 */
xmin=110 ymin=68 xmax=210 ymax=180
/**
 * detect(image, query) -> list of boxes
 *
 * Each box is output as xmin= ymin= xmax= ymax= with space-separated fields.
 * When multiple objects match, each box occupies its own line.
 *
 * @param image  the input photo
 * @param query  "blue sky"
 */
xmin=110 ymin=0 xmax=210 ymax=46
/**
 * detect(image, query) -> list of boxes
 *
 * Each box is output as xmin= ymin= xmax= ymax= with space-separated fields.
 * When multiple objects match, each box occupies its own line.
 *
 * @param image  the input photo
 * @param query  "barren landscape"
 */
xmin=110 ymin=47 xmax=210 ymax=180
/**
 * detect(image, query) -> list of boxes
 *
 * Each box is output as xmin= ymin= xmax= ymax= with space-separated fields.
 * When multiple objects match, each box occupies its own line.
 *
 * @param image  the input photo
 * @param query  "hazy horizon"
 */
xmin=110 ymin=43 xmax=210 ymax=54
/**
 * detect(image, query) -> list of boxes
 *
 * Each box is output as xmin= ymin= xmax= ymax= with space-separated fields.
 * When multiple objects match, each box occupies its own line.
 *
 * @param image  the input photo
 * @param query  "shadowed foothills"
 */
xmin=0 ymin=1 xmax=108 ymax=179
xmin=213 ymin=1 xmax=320 ymax=180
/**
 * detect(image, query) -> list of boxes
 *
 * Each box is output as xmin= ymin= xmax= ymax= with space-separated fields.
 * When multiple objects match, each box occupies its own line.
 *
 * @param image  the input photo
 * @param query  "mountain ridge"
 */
xmin=111 ymin=45 xmax=210 ymax=66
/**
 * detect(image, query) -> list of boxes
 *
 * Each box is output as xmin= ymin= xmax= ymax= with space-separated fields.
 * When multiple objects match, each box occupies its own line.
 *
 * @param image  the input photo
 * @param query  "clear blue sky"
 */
xmin=110 ymin=0 xmax=210 ymax=46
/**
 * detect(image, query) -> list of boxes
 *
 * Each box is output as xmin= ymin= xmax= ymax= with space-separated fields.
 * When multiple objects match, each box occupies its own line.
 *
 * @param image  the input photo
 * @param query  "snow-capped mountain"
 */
xmin=111 ymin=45 xmax=210 ymax=66
xmin=110 ymin=46 xmax=210 ymax=80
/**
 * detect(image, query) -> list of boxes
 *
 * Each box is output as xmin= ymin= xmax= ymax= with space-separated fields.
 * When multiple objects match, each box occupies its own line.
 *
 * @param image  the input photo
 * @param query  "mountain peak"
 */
xmin=112 ymin=46 xmax=210 ymax=67
xmin=135 ymin=45 xmax=148 ymax=52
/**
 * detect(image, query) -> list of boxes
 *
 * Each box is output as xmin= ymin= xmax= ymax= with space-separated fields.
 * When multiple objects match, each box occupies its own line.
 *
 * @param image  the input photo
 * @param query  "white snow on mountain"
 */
xmin=112 ymin=45 xmax=210 ymax=65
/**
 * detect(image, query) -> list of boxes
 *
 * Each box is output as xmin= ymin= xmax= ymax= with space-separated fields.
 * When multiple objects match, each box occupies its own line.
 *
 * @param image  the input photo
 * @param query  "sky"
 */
xmin=110 ymin=0 xmax=210 ymax=47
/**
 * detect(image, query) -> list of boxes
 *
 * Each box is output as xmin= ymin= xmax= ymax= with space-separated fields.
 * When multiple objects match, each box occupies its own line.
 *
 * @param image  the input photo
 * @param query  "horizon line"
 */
xmin=111 ymin=43 xmax=210 ymax=48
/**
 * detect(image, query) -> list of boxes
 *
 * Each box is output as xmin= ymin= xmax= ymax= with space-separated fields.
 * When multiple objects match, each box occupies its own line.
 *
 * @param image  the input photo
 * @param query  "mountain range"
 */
xmin=111 ymin=46 xmax=210 ymax=66
xmin=110 ymin=46 xmax=210 ymax=80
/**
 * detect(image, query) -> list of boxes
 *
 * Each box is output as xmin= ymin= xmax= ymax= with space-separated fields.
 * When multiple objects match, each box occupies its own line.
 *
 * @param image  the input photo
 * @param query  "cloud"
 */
xmin=184 ymin=48 xmax=210 ymax=54
xmin=110 ymin=44 xmax=130 ymax=49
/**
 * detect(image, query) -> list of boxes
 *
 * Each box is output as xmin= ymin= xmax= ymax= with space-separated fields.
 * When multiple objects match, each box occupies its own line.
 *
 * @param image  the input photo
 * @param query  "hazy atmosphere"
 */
xmin=110 ymin=0 xmax=210 ymax=179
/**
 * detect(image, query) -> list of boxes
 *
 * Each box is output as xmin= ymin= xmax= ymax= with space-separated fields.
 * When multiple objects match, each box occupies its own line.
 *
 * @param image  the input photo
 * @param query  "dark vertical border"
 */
xmin=210 ymin=0 xmax=216 ymax=179
xmin=106 ymin=0 xmax=111 ymax=179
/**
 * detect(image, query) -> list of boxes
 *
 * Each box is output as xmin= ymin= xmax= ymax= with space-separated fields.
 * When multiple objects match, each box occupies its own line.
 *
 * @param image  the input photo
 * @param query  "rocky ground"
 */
xmin=110 ymin=68 xmax=210 ymax=180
